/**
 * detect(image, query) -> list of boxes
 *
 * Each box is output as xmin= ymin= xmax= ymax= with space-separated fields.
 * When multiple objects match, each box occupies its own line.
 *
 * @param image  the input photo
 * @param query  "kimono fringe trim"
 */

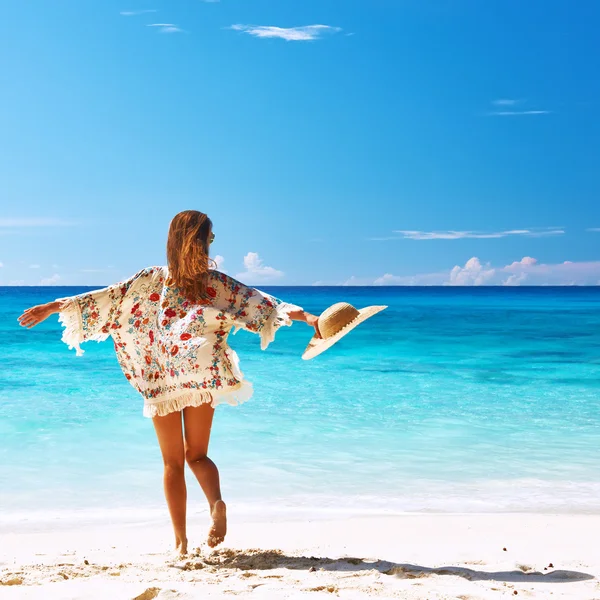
xmin=250 ymin=302 xmax=302 ymax=350
xmin=259 ymin=302 xmax=302 ymax=350
xmin=231 ymin=302 xmax=301 ymax=350
xmin=142 ymin=382 xmax=254 ymax=418
xmin=57 ymin=298 xmax=110 ymax=357
xmin=57 ymin=299 xmax=84 ymax=357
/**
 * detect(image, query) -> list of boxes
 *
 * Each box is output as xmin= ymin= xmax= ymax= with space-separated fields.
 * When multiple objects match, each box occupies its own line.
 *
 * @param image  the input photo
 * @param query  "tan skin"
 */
xmin=17 ymin=237 xmax=320 ymax=555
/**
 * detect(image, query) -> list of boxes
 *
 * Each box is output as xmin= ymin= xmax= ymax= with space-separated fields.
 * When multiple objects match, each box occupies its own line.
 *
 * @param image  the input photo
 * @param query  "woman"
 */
xmin=18 ymin=210 xmax=320 ymax=555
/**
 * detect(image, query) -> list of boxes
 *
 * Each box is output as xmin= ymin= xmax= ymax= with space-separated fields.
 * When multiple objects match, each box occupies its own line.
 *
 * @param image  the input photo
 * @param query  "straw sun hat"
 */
xmin=302 ymin=302 xmax=387 ymax=360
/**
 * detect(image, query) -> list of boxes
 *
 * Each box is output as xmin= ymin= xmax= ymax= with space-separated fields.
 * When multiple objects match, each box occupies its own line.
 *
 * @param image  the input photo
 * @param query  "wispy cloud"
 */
xmin=29 ymin=264 xmax=40 ymax=269
xmin=120 ymin=9 xmax=157 ymax=16
xmin=587 ymin=228 xmax=600 ymax=232
xmin=489 ymin=110 xmax=552 ymax=116
xmin=147 ymin=23 xmax=184 ymax=33
xmin=230 ymin=24 xmax=341 ymax=41
xmin=0 ymin=218 xmax=75 ymax=227
xmin=492 ymin=99 xmax=520 ymax=106
xmin=235 ymin=252 xmax=283 ymax=284
xmin=487 ymin=98 xmax=551 ymax=117
xmin=522 ymin=229 xmax=566 ymax=237
xmin=376 ymin=228 xmax=564 ymax=241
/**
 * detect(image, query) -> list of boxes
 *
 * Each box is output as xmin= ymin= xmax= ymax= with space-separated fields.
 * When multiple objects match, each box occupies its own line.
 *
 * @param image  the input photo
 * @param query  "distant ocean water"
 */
xmin=1 ymin=285 xmax=600 ymax=529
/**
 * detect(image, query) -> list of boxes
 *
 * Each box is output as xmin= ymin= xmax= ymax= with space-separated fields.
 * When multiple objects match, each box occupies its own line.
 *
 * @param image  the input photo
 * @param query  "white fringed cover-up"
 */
xmin=56 ymin=267 xmax=302 ymax=417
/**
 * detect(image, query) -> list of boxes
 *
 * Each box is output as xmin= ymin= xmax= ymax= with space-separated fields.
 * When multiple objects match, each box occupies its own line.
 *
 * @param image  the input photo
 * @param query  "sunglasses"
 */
xmin=209 ymin=232 xmax=215 ymax=244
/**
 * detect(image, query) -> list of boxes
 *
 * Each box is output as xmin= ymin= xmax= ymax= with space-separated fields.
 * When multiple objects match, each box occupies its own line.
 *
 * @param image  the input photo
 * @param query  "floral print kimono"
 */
xmin=57 ymin=267 xmax=302 ymax=417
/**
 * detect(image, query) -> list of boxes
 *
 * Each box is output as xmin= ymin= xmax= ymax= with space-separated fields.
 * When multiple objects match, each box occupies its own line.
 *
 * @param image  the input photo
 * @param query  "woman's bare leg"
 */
xmin=183 ymin=404 xmax=227 ymax=547
xmin=152 ymin=411 xmax=188 ymax=555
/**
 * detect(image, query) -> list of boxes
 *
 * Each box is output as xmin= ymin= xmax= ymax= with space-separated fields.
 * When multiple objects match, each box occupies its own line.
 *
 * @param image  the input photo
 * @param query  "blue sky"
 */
xmin=1 ymin=0 xmax=599 ymax=286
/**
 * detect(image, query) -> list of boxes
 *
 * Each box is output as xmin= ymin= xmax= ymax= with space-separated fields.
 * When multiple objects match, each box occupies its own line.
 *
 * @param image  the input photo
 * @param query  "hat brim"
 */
xmin=301 ymin=305 xmax=387 ymax=360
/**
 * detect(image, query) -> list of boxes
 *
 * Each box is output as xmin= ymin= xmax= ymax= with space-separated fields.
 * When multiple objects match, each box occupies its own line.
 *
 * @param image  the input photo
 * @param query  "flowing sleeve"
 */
xmin=216 ymin=273 xmax=303 ymax=350
xmin=55 ymin=268 xmax=151 ymax=356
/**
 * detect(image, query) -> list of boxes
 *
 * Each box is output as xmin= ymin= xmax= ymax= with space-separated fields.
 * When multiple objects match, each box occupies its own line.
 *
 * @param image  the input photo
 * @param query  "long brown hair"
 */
xmin=166 ymin=210 xmax=215 ymax=300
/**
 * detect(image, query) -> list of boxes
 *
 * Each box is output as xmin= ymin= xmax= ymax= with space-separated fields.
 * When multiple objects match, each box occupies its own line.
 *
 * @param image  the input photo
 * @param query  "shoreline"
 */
xmin=5 ymin=502 xmax=600 ymax=535
xmin=2 ymin=513 xmax=599 ymax=598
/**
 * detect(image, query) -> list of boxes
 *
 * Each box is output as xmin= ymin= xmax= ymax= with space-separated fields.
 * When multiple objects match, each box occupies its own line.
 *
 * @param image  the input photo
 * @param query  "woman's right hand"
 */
xmin=18 ymin=301 xmax=61 ymax=329
xmin=305 ymin=313 xmax=322 ymax=339
xmin=288 ymin=309 xmax=322 ymax=338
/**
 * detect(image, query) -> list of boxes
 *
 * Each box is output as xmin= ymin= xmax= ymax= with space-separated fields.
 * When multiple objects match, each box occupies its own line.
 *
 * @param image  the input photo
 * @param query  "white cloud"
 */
xmin=587 ymin=228 xmax=600 ymax=232
xmin=120 ymin=9 xmax=157 ymax=16
xmin=503 ymin=272 xmax=528 ymax=286
xmin=8 ymin=280 xmax=25 ymax=286
xmin=489 ymin=110 xmax=552 ymax=116
xmin=374 ymin=257 xmax=600 ymax=287
xmin=40 ymin=274 xmax=61 ymax=286
xmin=235 ymin=252 xmax=284 ymax=284
xmin=487 ymin=98 xmax=551 ymax=116
xmin=213 ymin=255 xmax=225 ymax=271
xmin=0 ymin=218 xmax=74 ymax=227
xmin=230 ymin=24 xmax=341 ymax=41
xmin=395 ymin=230 xmax=503 ymax=240
xmin=0 ymin=261 xmax=3 ymax=267
xmin=147 ymin=23 xmax=184 ymax=33
xmin=389 ymin=229 xmax=564 ymax=241
xmin=526 ymin=229 xmax=565 ymax=237
xmin=343 ymin=275 xmax=362 ymax=286
xmin=374 ymin=274 xmax=401 ymax=285
xmin=500 ymin=258 xmax=600 ymax=285
xmin=493 ymin=99 xmax=520 ymax=106
xmin=505 ymin=256 xmax=538 ymax=269
xmin=29 ymin=264 xmax=40 ymax=269
xmin=448 ymin=257 xmax=496 ymax=286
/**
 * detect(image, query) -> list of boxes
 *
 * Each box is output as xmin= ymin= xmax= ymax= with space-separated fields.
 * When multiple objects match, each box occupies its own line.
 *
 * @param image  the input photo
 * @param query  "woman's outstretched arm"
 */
xmin=18 ymin=300 xmax=63 ymax=329
xmin=18 ymin=267 xmax=155 ymax=355
xmin=217 ymin=272 xmax=321 ymax=347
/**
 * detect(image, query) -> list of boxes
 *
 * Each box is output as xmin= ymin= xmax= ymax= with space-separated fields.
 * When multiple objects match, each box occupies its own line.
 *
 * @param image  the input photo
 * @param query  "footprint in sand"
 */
xmin=1 ymin=577 xmax=24 ymax=586
xmin=132 ymin=588 xmax=161 ymax=600
xmin=308 ymin=585 xmax=339 ymax=593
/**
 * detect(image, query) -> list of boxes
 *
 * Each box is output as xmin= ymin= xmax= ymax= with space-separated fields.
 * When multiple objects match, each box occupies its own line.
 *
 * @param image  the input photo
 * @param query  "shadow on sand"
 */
xmin=178 ymin=548 xmax=595 ymax=584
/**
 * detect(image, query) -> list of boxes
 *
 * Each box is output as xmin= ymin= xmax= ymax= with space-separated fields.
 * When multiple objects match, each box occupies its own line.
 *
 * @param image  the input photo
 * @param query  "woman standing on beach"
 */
xmin=18 ymin=210 xmax=320 ymax=555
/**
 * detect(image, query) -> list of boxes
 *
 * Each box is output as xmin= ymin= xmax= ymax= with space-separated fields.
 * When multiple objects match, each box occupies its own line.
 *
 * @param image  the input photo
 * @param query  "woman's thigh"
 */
xmin=153 ymin=411 xmax=185 ymax=467
xmin=183 ymin=403 xmax=215 ymax=460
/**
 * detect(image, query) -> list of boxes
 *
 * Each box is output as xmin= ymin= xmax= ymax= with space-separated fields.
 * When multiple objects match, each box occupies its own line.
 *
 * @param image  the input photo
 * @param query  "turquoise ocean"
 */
xmin=1 ymin=285 xmax=600 ymax=530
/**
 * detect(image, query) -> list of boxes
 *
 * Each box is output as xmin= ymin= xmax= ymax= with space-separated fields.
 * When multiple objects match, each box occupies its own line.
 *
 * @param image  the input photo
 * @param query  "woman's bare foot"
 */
xmin=207 ymin=500 xmax=227 ymax=548
xmin=175 ymin=537 xmax=188 ymax=557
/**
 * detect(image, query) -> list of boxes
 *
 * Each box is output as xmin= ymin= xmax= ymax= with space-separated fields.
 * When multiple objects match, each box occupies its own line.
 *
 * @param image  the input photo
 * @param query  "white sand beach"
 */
xmin=1 ymin=512 xmax=598 ymax=599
